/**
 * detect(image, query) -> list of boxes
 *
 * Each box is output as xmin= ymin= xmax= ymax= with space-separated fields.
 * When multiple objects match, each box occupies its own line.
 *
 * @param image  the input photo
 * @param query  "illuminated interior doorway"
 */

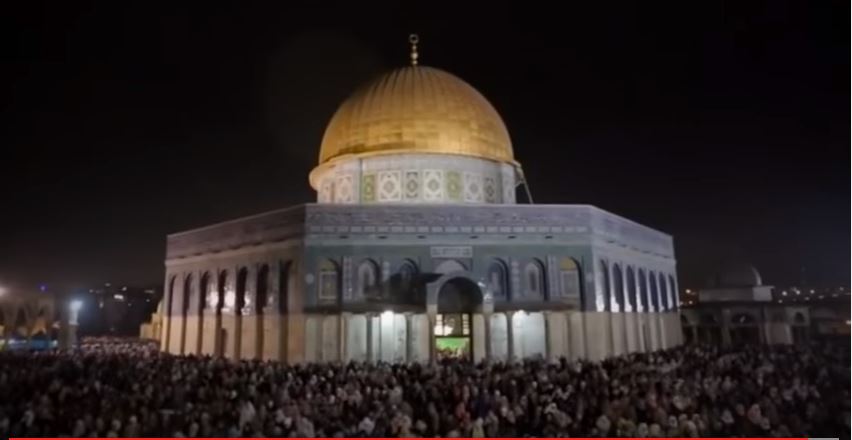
xmin=435 ymin=313 xmax=472 ymax=358
xmin=435 ymin=277 xmax=482 ymax=359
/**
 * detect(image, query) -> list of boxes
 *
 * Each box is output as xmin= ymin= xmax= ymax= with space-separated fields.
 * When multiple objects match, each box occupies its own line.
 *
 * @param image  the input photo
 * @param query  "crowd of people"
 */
xmin=0 ymin=337 xmax=848 ymax=438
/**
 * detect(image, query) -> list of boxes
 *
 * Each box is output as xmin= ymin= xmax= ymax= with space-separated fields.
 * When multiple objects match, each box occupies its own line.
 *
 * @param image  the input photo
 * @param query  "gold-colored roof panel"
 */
xmin=318 ymin=66 xmax=514 ymax=165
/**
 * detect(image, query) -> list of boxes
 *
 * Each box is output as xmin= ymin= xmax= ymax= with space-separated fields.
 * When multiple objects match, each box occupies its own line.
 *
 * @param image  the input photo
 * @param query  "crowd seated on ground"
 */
xmin=0 ymin=337 xmax=848 ymax=438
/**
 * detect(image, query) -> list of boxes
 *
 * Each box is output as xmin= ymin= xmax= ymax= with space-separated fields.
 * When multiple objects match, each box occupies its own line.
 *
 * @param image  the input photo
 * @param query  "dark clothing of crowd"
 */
xmin=0 ymin=338 xmax=849 ymax=438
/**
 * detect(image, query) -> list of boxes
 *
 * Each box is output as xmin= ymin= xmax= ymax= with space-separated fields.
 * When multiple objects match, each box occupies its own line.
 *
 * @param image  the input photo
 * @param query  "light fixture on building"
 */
xmin=114 ymin=294 xmax=125 ymax=301
xmin=70 ymin=300 xmax=83 ymax=313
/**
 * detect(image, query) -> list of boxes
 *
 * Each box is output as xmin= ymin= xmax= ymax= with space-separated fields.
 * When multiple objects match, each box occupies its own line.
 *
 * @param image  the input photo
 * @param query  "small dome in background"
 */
xmin=710 ymin=263 xmax=763 ymax=288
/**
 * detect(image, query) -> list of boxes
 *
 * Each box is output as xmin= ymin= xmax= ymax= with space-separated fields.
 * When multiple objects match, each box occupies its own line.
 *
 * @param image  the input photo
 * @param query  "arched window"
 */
xmin=488 ymin=259 xmax=510 ymax=299
xmin=626 ymin=267 xmax=636 ymax=311
xmin=390 ymin=260 xmax=419 ymax=303
xmin=668 ymin=275 xmax=677 ymax=310
xmin=793 ymin=312 xmax=806 ymax=325
xmin=256 ymin=265 xmax=269 ymax=313
xmin=200 ymin=272 xmax=212 ymax=311
xmin=659 ymin=273 xmax=669 ymax=311
xmin=236 ymin=268 xmax=248 ymax=314
xmin=356 ymin=259 xmax=380 ymax=298
xmin=217 ymin=271 xmax=229 ymax=313
xmin=559 ymin=258 xmax=581 ymax=298
xmin=524 ymin=259 xmax=545 ymax=297
xmin=612 ymin=264 xmax=624 ymax=312
xmin=598 ymin=260 xmax=611 ymax=312
xmin=399 ymin=260 xmax=417 ymax=292
xmin=649 ymin=271 xmax=659 ymax=311
xmin=182 ymin=274 xmax=193 ymax=316
xmin=318 ymin=259 xmax=340 ymax=302
xmin=638 ymin=269 xmax=648 ymax=311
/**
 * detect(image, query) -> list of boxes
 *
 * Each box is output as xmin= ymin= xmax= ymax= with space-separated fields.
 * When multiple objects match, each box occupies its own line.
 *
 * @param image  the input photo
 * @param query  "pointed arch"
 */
xmin=668 ymin=275 xmax=677 ymax=310
xmin=612 ymin=264 xmax=624 ymax=312
xmin=638 ymin=269 xmax=648 ymax=311
xmin=598 ymin=260 xmax=611 ymax=312
xmin=318 ymin=259 xmax=341 ymax=302
xmin=356 ymin=259 xmax=380 ymax=298
xmin=558 ymin=257 xmax=582 ymax=299
xmin=236 ymin=267 xmax=248 ymax=314
xmin=256 ymin=264 xmax=270 ymax=313
xmin=487 ymin=258 xmax=510 ymax=299
xmin=649 ymin=271 xmax=659 ymax=311
xmin=658 ymin=272 xmax=669 ymax=311
xmin=626 ymin=267 xmax=637 ymax=311
xmin=200 ymin=272 xmax=212 ymax=311
xmin=524 ymin=258 xmax=546 ymax=298
xmin=390 ymin=259 xmax=419 ymax=303
xmin=217 ymin=270 xmax=229 ymax=313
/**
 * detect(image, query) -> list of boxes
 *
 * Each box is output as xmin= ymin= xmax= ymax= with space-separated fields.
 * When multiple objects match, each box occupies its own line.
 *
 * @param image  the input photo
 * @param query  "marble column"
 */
xmin=506 ymin=311 xmax=515 ymax=362
xmin=483 ymin=312 xmax=492 ymax=360
xmin=339 ymin=313 xmax=348 ymax=362
xmin=543 ymin=311 xmax=553 ymax=360
xmin=365 ymin=313 xmax=374 ymax=362
xmin=427 ymin=312 xmax=437 ymax=364
xmin=405 ymin=313 xmax=413 ymax=362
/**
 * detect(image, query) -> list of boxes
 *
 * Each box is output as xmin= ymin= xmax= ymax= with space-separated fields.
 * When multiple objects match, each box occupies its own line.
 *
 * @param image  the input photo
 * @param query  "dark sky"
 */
xmin=2 ymin=1 xmax=849 ymax=292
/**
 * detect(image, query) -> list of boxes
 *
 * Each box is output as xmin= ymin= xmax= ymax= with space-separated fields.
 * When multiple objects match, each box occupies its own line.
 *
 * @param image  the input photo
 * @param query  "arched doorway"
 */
xmin=435 ymin=277 xmax=482 ymax=359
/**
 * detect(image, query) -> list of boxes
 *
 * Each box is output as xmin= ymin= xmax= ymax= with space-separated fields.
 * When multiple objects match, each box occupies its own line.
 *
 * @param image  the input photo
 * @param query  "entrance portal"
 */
xmin=435 ymin=277 xmax=482 ymax=360
xmin=435 ymin=313 xmax=471 ymax=358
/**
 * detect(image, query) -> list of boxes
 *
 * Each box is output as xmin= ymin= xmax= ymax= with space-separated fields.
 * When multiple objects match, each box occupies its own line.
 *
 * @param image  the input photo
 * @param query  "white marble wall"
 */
xmin=513 ymin=312 xmax=546 ymax=359
xmin=304 ymin=315 xmax=321 ymax=362
xmin=346 ymin=315 xmax=368 ymax=361
xmin=473 ymin=314 xmax=486 ymax=362
xmin=293 ymin=310 xmax=683 ymax=365
xmin=547 ymin=312 xmax=568 ymax=359
xmin=200 ymin=312 xmax=218 ymax=356
xmin=410 ymin=315 xmax=430 ymax=362
xmin=567 ymin=311 xmax=586 ymax=360
xmin=490 ymin=313 xmax=509 ymax=361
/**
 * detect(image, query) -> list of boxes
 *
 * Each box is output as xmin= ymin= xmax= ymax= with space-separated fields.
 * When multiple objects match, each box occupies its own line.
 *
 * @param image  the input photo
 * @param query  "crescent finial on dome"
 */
xmin=409 ymin=34 xmax=419 ymax=66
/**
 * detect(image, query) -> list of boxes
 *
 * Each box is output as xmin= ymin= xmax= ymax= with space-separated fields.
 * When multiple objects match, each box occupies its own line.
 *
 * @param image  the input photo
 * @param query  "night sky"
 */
xmin=2 ymin=2 xmax=848 ymax=293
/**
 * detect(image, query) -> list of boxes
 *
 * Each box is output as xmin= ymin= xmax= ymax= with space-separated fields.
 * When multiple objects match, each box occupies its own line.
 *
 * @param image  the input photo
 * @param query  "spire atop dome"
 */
xmin=409 ymin=34 xmax=419 ymax=66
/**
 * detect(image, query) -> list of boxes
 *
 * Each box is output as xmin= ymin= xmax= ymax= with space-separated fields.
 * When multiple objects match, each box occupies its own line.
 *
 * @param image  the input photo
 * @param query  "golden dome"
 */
xmin=317 ymin=66 xmax=515 ymax=167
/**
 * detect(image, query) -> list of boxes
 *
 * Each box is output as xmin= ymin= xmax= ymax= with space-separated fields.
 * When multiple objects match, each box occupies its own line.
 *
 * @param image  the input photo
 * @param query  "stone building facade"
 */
xmin=159 ymin=45 xmax=682 ymax=363
xmin=680 ymin=265 xmax=810 ymax=346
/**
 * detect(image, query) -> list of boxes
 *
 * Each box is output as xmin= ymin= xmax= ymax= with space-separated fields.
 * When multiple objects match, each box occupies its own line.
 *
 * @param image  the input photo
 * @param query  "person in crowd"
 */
xmin=0 ymin=336 xmax=848 ymax=438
